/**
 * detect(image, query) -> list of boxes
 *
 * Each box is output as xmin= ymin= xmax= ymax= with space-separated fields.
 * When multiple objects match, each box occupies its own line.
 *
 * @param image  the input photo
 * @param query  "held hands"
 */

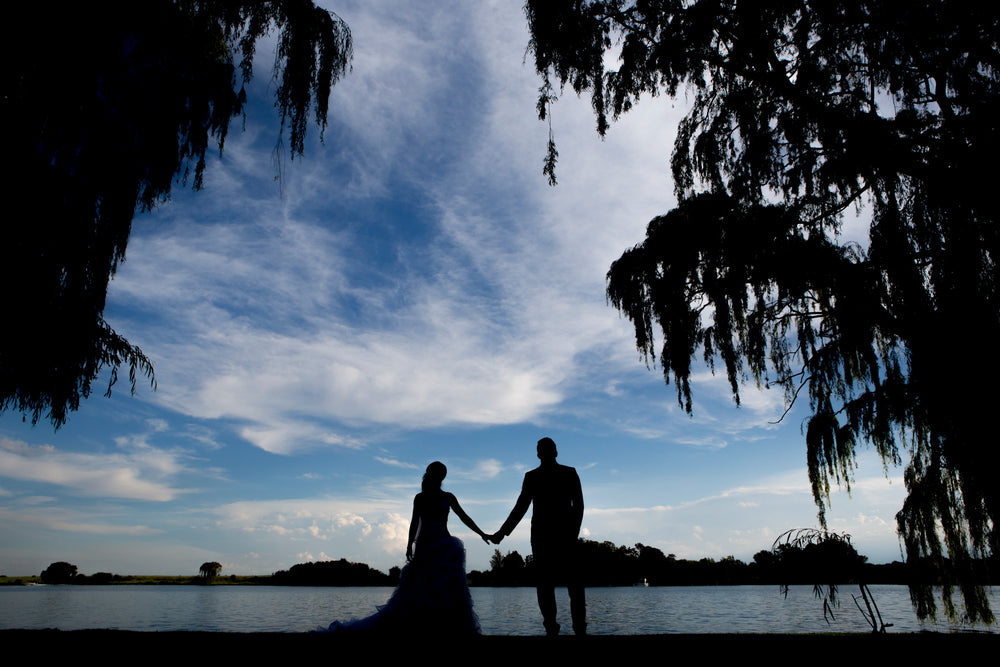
xmin=488 ymin=532 xmax=503 ymax=545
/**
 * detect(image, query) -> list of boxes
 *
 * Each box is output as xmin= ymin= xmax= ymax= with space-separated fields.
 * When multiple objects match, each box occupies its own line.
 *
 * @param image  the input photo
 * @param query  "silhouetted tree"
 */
xmin=1 ymin=1 xmax=352 ymax=427
xmin=40 ymin=561 xmax=78 ymax=584
xmin=636 ymin=543 xmax=669 ymax=585
xmin=271 ymin=559 xmax=392 ymax=586
xmin=771 ymin=528 xmax=888 ymax=632
xmin=501 ymin=550 xmax=526 ymax=572
xmin=199 ymin=561 xmax=223 ymax=581
xmin=752 ymin=549 xmax=780 ymax=582
xmin=474 ymin=549 xmax=534 ymax=586
xmin=525 ymin=0 xmax=998 ymax=622
xmin=498 ymin=550 xmax=529 ymax=586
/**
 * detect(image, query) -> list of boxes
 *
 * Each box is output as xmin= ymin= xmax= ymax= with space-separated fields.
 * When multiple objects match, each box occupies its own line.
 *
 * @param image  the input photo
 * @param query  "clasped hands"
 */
xmin=480 ymin=531 xmax=504 ymax=545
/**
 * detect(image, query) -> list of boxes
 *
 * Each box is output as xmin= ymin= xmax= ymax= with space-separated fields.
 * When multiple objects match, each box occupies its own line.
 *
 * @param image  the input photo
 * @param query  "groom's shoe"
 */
xmin=543 ymin=620 xmax=560 ymax=636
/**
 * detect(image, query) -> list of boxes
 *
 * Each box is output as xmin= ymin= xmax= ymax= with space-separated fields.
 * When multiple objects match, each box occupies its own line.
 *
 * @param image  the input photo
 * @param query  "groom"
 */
xmin=491 ymin=437 xmax=586 ymax=635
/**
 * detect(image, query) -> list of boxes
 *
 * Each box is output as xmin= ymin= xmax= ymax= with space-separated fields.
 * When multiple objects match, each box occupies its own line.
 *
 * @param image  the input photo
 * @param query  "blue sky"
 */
xmin=0 ymin=1 xmax=906 ymax=577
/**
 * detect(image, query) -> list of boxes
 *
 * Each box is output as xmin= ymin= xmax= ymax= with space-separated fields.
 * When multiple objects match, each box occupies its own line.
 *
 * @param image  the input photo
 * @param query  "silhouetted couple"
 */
xmin=318 ymin=437 xmax=585 ymax=636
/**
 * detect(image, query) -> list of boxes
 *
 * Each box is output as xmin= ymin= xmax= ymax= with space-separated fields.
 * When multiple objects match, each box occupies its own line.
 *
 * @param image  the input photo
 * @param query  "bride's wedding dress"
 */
xmin=317 ymin=494 xmax=480 ymax=635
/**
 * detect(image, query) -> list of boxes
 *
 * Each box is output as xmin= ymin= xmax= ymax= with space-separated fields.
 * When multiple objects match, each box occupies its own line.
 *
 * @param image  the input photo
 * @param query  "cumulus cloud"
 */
xmin=212 ymin=497 xmax=410 ymax=552
xmin=376 ymin=512 xmax=412 ymax=553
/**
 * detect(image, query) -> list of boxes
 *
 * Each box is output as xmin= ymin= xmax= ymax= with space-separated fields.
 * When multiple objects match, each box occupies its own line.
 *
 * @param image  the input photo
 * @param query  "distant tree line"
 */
xmin=16 ymin=543 xmax=994 ymax=588
xmin=469 ymin=539 xmax=997 ymax=588
xmin=8 ymin=559 xmax=396 ymax=586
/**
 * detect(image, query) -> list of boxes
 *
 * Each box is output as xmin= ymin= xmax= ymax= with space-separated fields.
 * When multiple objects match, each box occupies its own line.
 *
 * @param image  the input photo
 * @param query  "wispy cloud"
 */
xmin=376 ymin=457 xmax=420 ymax=469
xmin=99 ymin=0 xmax=703 ymax=459
xmin=0 ymin=1 xmax=916 ymax=577
xmin=0 ymin=437 xmax=193 ymax=501
xmin=237 ymin=421 xmax=368 ymax=456
xmin=0 ymin=507 xmax=162 ymax=536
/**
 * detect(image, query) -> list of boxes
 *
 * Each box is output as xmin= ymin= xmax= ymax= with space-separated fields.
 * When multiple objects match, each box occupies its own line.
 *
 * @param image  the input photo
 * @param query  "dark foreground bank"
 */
xmin=4 ymin=629 xmax=997 ymax=664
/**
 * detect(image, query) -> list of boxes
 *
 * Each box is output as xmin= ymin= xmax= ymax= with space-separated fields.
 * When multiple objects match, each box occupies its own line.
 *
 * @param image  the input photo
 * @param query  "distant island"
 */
xmin=2 ymin=539 xmax=992 ymax=587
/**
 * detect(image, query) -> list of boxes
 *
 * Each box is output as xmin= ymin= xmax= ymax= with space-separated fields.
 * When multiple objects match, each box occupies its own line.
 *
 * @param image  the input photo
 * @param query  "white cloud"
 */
xmin=213 ymin=498 xmax=408 ymax=545
xmin=376 ymin=512 xmax=411 ymax=554
xmin=207 ymin=494 xmax=473 ymax=569
xmin=238 ymin=420 xmax=367 ymax=456
xmin=0 ymin=1 xmax=922 ymax=579
xmin=147 ymin=419 xmax=169 ymax=432
xmin=0 ymin=437 xmax=192 ymax=501
xmin=466 ymin=459 xmax=504 ymax=480
xmin=376 ymin=457 xmax=419 ymax=469
xmin=99 ymin=0 xmax=698 ymax=458
xmin=0 ymin=508 xmax=162 ymax=536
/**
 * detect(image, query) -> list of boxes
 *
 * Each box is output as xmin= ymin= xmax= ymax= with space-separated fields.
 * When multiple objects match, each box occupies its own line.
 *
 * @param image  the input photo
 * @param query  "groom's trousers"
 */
xmin=532 ymin=537 xmax=586 ymax=635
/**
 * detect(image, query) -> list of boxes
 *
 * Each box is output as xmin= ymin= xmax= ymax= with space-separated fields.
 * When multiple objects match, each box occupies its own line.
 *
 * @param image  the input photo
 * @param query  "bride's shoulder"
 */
xmin=415 ymin=490 xmax=450 ymax=504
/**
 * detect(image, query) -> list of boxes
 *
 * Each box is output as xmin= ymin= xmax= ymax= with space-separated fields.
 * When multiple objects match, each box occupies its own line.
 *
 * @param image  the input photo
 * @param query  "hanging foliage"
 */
xmin=1 ymin=1 xmax=352 ymax=427
xmin=526 ymin=0 xmax=999 ymax=622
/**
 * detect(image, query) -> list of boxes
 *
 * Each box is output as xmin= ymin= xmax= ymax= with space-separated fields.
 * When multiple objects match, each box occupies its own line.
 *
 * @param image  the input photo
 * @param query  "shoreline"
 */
xmin=4 ymin=629 xmax=997 ymax=663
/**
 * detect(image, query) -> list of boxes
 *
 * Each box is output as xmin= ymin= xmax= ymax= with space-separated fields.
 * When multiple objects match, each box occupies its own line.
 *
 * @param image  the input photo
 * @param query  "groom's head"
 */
xmin=537 ymin=437 xmax=558 ymax=461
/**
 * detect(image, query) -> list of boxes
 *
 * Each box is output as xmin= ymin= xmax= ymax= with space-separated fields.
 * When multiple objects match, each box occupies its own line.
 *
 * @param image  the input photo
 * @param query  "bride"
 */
xmin=319 ymin=461 xmax=489 ymax=635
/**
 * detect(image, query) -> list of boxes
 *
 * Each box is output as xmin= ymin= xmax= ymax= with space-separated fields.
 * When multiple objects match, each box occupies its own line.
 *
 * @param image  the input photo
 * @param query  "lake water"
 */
xmin=1 ymin=585 xmax=997 ymax=635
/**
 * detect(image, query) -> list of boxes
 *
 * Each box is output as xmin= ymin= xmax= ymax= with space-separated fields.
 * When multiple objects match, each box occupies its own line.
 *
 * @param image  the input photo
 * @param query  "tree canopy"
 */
xmin=270 ymin=558 xmax=394 ymax=586
xmin=525 ymin=0 xmax=999 ymax=621
xmin=1 ymin=1 xmax=352 ymax=427
xmin=199 ymin=561 xmax=223 ymax=580
xmin=40 ymin=561 xmax=79 ymax=584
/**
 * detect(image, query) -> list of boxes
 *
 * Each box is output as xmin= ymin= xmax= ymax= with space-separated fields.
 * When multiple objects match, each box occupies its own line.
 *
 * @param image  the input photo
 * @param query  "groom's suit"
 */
xmin=498 ymin=458 xmax=585 ymax=635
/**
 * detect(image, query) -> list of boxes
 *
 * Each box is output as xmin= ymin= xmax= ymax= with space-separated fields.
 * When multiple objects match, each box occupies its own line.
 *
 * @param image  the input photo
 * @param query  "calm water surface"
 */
xmin=1 ymin=585 xmax=996 ymax=635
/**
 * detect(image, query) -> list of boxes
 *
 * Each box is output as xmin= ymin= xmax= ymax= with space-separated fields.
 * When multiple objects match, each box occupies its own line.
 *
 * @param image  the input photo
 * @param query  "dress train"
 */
xmin=316 ymin=530 xmax=479 ymax=635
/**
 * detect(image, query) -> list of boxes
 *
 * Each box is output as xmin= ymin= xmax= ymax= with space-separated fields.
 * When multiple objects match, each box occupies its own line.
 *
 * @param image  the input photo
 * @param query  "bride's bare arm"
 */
xmin=406 ymin=494 xmax=421 ymax=560
xmin=448 ymin=493 xmax=489 ymax=543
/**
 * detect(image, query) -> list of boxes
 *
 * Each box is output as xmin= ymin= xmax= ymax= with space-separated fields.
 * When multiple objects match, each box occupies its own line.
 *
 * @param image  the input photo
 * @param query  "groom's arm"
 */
xmin=569 ymin=468 xmax=584 ymax=538
xmin=497 ymin=474 xmax=532 ymax=538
